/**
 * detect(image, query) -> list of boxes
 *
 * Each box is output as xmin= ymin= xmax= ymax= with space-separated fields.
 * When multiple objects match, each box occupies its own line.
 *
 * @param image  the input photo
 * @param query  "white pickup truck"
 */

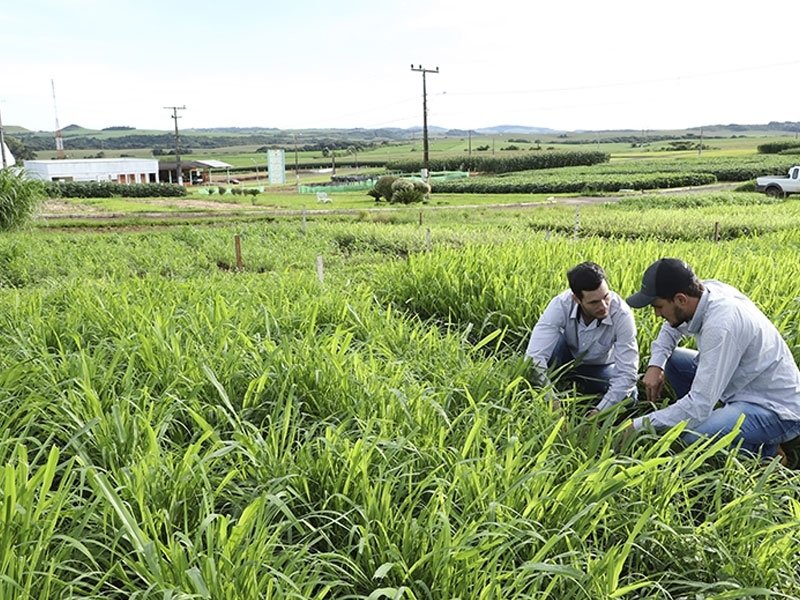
xmin=755 ymin=165 xmax=800 ymax=197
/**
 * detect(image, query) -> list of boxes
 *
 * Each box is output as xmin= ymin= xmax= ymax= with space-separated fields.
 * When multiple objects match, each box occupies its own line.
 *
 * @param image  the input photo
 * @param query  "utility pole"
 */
xmin=164 ymin=105 xmax=186 ymax=185
xmin=293 ymin=133 xmax=300 ymax=188
xmin=411 ymin=64 xmax=439 ymax=179
xmin=0 ymin=105 xmax=7 ymax=168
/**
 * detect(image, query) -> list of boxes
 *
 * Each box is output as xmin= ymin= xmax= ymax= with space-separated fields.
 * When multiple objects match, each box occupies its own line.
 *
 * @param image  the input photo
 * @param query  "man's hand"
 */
xmin=642 ymin=366 xmax=665 ymax=403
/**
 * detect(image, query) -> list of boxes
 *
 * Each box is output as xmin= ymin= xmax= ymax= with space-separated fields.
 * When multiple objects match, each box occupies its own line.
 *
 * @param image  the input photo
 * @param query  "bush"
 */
xmin=0 ymin=168 xmax=47 ymax=230
xmin=389 ymin=178 xmax=428 ymax=204
xmin=386 ymin=150 xmax=609 ymax=174
xmin=44 ymin=181 xmax=187 ymax=199
xmin=369 ymin=176 xmax=397 ymax=203
xmin=757 ymin=141 xmax=800 ymax=154
xmin=367 ymin=176 xmax=428 ymax=204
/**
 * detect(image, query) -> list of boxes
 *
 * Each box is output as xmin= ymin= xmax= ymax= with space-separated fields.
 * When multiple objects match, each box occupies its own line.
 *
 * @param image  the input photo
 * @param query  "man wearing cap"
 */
xmin=526 ymin=261 xmax=639 ymax=413
xmin=626 ymin=258 xmax=800 ymax=461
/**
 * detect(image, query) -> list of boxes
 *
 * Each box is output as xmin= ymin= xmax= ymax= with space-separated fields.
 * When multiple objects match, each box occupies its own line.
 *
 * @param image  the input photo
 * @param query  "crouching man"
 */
xmin=526 ymin=261 xmax=639 ymax=413
xmin=625 ymin=258 xmax=800 ymax=462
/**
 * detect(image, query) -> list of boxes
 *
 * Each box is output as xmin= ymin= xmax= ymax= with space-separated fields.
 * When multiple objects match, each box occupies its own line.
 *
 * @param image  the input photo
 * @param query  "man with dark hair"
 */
xmin=526 ymin=262 xmax=639 ymax=412
xmin=627 ymin=258 xmax=800 ymax=461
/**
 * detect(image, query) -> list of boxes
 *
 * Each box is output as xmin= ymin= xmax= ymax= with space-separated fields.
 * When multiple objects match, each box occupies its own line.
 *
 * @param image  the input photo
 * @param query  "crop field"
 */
xmin=2 ymin=188 xmax=800 ymax=599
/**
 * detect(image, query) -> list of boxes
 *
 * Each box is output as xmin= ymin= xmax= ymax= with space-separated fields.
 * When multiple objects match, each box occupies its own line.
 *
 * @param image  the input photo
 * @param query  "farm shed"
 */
xmin=158 ymin=159 xmax=233 ymax=185
xmin=23 ymin=158 xmax=159 ymax=183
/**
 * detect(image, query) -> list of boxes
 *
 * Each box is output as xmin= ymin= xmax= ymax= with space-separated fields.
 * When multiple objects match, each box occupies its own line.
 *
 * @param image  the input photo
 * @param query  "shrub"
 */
xmin=0 ymin=168 xmax=47 ymax=230
xmin=44 ymin=181 xmax=187 ymax=199
xmin=390 ymin=178 xmax=427 ymax=204
xmin=757 ymin=141 xmax=800 ymax=154
xmin=386 ymin=150 xmax=609 ymax=174
xmin=369 ymin=175 xmax=397 ymax=203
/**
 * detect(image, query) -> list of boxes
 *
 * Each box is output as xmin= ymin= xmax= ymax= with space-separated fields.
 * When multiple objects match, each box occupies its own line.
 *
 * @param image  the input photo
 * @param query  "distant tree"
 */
xmin=347 ymin=145 xmax=359 ymax=169
xmin=4 ymin=136 xmax=37 ymax=161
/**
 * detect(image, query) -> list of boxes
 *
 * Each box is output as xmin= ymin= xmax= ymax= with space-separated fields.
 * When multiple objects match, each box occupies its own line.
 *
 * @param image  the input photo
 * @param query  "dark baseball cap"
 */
xmin=627 ymin=258 xmax=697 ymax=308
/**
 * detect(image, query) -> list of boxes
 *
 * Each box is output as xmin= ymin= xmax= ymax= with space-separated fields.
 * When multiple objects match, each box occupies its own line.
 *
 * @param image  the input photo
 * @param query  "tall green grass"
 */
xmin=0 ymin=211 xmax=798 ymax=597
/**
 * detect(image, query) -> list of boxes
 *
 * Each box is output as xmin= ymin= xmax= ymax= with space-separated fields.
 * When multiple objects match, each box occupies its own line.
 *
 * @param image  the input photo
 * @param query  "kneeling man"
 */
xmin=526 ymin=261 xmax=639 ymax=412
xmin=626 ymin=258 xmax=800 ymax=461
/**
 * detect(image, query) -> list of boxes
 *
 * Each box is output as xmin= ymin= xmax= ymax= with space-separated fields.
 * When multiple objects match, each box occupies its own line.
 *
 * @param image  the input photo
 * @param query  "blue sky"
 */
xmin=2 ymin=0 xmax=798 ymax=133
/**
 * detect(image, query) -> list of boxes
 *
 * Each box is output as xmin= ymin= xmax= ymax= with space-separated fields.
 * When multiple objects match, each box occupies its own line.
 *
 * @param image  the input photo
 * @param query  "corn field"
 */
xmin=2 ymin=197 xmax=800 ymax=599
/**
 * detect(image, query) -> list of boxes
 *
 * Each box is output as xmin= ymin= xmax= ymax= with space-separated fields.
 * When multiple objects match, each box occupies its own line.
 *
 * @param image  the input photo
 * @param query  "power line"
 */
xmin=446 ymin=59 xmax=800 ymax=99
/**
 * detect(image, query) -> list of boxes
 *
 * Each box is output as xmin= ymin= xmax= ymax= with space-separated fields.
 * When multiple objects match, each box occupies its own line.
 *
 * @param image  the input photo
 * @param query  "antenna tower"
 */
xmin=51 ymin=79 xmax=65 ymax=159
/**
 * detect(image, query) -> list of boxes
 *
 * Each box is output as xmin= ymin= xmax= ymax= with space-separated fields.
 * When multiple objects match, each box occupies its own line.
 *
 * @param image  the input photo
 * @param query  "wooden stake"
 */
xmin=234 ymin=234 xmax=243 ymax=270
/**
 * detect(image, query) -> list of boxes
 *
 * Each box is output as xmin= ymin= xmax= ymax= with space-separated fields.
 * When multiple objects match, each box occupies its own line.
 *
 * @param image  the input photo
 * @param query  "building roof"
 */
xmin=158 ymin=159 xmax=233 ymax=170
xmin=196 ymin=159 xmax=232 ymax=169
xmin=24 ymin=157 xmax=158 ymax=167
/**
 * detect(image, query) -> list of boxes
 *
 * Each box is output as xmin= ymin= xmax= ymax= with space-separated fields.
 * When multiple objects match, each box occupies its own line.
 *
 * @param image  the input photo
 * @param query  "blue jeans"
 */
xmin=666 ymin=348 xmax=800 ymax=457
xmin=550 ymin=334 xmax=637 ymax=400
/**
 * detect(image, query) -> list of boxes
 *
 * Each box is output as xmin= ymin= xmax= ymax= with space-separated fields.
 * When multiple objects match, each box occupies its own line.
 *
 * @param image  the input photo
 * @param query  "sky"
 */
xmin=2 ymin=0 xmax=799 ymax=134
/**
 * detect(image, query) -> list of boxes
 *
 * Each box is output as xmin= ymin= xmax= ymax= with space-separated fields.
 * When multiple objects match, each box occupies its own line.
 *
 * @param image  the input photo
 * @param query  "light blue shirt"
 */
xmin=526 ymin=289 xmax=639 ymax=410
xmin=634 ymin=280 xmax=800 ymax=430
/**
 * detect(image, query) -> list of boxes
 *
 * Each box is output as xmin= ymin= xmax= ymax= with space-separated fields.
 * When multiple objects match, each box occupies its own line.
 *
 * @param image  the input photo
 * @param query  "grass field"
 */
xmin=29 ymin=126 xmax=799 ymax=164
xmin=3 ymin=183 xmax=800 ymax=597
xmin=5 ymin=132 xmax=800 ymax=597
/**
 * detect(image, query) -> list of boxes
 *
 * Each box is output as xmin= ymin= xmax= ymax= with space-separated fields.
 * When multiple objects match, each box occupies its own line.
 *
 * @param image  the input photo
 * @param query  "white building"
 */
xmin=22 ymin=158 xmax=159 ymax=183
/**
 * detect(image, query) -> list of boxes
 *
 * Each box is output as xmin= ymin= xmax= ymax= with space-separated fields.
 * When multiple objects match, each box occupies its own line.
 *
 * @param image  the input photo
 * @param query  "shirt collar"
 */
xmin=569 ymin=298 xmax=611 ymax=327
xmin=687 ymin=288 xmax=711 ymax=334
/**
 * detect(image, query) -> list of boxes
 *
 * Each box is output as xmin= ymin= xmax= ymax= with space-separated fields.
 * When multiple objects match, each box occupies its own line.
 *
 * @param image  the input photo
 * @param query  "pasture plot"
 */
xmin=0 ymin=214 xmax=798 ymax=598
